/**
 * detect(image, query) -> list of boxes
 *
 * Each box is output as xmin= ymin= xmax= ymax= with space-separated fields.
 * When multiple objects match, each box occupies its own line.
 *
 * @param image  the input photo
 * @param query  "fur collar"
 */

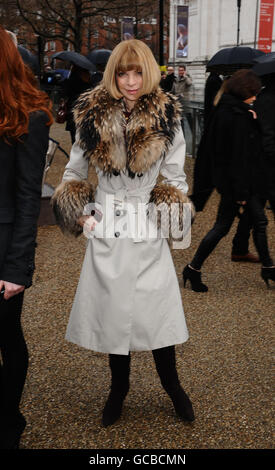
xmin=74 ymin=85 xmax=182 ymax=176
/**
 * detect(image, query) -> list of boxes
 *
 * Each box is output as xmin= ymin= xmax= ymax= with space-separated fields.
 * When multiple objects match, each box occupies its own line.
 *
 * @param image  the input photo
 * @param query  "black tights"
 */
xmin=108 ymin=345 xmax=181 ymax=393
xmin=0 ymin=292 xmax=28 ymax=421
xmin=191 ymin=194 xmax=273 ymax=270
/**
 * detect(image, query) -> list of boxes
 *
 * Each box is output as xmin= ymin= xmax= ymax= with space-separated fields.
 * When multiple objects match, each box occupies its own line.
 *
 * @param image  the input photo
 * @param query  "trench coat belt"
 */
xmin=97 ymin=183 xmax=155 ymax=205
xmin=96 ymin=184 xmax=155 ymax=243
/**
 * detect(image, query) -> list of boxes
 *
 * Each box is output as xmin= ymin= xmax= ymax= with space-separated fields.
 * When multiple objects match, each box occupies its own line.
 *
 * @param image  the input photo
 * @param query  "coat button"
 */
xmin=114 ymin=232 xmax=120 ymax=238
xmin=115 ymin=210 xmax=121 ymax=216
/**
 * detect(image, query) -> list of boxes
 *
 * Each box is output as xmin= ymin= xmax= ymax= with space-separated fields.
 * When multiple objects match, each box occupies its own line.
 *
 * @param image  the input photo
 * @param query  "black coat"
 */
xmin=61 ymin=73 xmax=92 ymax=132
xmin=0 ymin=111 xmax=49 ymax=287
xmin=204 ymin=73 xmax=223 ymax=124
xmin=254 ymin=86 xmax=275 ymax=201
xmin=160 ymin=73 xmax=176 ymax=93
xmin=192 ymin=93 xmax=265 ymax=209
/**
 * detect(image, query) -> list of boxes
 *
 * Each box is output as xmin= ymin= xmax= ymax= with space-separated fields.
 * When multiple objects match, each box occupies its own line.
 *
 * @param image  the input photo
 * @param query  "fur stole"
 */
xmin=52 ymin=86 xmax=196 ymax=237
xmin=74 ymin=85 xmax=182 ymax=176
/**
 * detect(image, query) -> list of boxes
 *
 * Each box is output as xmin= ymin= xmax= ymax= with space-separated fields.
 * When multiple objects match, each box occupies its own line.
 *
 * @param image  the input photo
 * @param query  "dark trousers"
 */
xmin=191 ymin=194 xmax=273 ymax=270
xmin=232 ymin=198 xmax=275 ymax=254
xmin=0 ymin=292 xmax=28 ymax=421
xmin=232 ymin=208 xmax=252 ymax=255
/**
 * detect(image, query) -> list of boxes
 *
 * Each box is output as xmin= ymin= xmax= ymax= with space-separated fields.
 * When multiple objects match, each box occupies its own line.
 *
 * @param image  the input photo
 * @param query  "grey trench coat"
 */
xmin=62 ymin=127 xmax=190 ymax=355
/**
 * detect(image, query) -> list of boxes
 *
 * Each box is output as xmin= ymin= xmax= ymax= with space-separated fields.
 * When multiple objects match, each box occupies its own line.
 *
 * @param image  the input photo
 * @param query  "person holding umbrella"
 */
xmin=183 ymin=69 xmax=275 ymax=291
xmin=87 ymin=49 xmax=112 ymax=88
xmin=196 ymin=73 xmax=260 ymax=264
xmin=52 ymin=39 xmax=194 ymax=427
xmin=52 ymin=51 xmax=95 ymax=144
xmin=60 ymin=65 xmax=93 ymax=144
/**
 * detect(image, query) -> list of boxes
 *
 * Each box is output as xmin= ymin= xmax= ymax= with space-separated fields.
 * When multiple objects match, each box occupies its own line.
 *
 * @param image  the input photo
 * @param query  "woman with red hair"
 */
xmin=0 ymin=26 xmax=52 ymax=448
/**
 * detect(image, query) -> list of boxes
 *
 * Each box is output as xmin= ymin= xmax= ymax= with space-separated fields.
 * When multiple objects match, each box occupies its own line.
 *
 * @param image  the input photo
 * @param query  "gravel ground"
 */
xmin=19 ymin=123 xmax=274 ymax=449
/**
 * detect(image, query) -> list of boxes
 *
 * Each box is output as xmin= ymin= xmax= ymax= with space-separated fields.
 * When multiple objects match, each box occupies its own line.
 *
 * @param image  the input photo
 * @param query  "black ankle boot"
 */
xmin=165 ymin=385 xmax=195 ymax=422
xmin=183 ymin=264 xmax=208 ymax=292
xmin=261 ymin=266 xmax=275 ymax=287
xmin=102 ymin=384 xmax=129 ymax=427
xmin=102 ymin=353 xmax=130 ymax=427
xmin=153 ymin=346 xmax=195 ymax=423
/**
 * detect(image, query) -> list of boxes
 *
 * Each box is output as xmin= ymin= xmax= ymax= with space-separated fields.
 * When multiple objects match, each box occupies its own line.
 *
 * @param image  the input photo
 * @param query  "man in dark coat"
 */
xmin=160 ymin=65 xmax=176 ymax=92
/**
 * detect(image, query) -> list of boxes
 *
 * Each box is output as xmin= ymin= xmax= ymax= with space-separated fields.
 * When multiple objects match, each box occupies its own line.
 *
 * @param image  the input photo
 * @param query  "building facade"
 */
xmin=169 ymin=0 xmax=275 ymax=95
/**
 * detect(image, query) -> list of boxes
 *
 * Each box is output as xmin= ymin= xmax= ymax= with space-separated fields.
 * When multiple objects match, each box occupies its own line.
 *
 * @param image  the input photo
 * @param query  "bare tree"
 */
xmin=0 ymin=0 xmax=169 ymax=63
xmin=13 ymin=0 xmax=147 ymax=52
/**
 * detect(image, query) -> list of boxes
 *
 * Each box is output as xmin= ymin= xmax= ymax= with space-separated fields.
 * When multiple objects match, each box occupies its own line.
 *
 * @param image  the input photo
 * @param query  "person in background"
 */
xmin=203 ymin=72 xmax=222 ymax=125
xmin=0 ymin=26 xmax=52 ymax=449
xmin=172 ymin=65 xmax=193 ymax=133
xmin=183 ymin=69 xmax=274 ymax=291
xmin=160 ymin=65 xmax=176 ymax=92
xmin=160 ymin=70 xmax=167 ymax=81
xmin=254 ymin=73 xmax=275 ymax=216
xmin=172 ymin=65 xmax=193 ymax=100
xmin=192 ymin=74 xmax=260 ymax=264
xmin=61 ymin=64 xmax=92 ymax=144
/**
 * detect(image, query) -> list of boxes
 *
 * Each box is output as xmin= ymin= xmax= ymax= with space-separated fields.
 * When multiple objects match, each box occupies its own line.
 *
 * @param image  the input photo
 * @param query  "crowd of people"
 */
xmin=0 ymin=27 xmax=274 ymax=450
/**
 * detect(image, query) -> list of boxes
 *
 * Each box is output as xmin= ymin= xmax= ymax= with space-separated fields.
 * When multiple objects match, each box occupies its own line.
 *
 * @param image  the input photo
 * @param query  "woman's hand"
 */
xmin=77 ymin=215 xmax=97 ymax=231
xmin=248 ymin=109 xmax=257 ymax=119
xmin=0 ymin=280 xmax=25 ymax=300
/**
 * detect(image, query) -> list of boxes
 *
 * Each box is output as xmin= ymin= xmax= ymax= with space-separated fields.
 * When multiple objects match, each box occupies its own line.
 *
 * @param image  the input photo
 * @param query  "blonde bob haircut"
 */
xmin=103 ymin=39 xmax=161 ymax=99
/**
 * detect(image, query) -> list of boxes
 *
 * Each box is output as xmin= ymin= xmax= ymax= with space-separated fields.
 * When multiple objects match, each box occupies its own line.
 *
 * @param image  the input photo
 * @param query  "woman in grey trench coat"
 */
xmin=52 ymin=39 xmax=195 ymax=426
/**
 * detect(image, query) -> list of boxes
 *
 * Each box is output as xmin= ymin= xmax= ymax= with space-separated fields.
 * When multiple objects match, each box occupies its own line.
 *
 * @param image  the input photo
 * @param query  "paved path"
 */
xmin=19 ymin=123 xmax=274 ymax=449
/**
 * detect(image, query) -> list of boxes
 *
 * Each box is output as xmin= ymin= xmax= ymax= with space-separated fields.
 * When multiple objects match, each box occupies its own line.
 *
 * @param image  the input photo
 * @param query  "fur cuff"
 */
xmin=51 ymin=180 xmax=95 ymax=236
xmin=149 ymin=183 xmax=195 ymax=239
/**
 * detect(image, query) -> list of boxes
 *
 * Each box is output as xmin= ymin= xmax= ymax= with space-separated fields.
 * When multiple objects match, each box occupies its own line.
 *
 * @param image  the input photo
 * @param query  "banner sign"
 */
xmin=121 ymin=17 xmax=134 ymax=41
xmin=176 ymin=5 xmax=189 ymax=58
xmin=258 ymin=0 xmax=275 ymax=53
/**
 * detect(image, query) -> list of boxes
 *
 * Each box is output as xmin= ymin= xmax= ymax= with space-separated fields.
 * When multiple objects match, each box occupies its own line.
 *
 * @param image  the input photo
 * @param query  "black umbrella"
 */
xmin=51 ymin=51 xmax=96 ymax=71
xmin=87 ymin=49 xmax=112 ymax=65
xmin=18 ymin=45 xmax=39 ymax=74
xmin=252 ymin=52 xmax=275 ymax=76
xmin=206 ymin=46 xmax=265 ymax=75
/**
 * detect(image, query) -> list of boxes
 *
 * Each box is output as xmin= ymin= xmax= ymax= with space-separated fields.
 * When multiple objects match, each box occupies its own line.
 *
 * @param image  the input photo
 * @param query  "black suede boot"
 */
xmin=152 ymin=346 xmax=195 ymax=422
xmin=102 ymin=353 xmax=131 ymax=427
xmin=183 ymin=264 xmax=208 ymax=292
